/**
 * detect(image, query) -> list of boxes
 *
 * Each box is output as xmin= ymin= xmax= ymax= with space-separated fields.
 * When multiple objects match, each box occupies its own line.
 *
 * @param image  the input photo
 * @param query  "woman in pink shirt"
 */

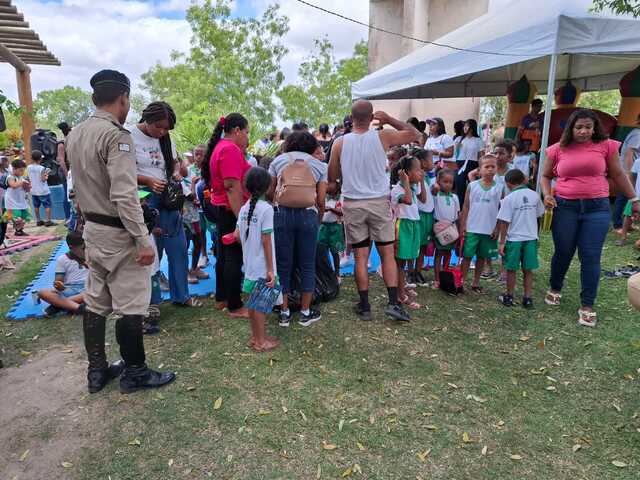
xmin=201 ymin=113 xmax=250 ymax=318
xmin=541 ymin=109 xmax=639 ymax=327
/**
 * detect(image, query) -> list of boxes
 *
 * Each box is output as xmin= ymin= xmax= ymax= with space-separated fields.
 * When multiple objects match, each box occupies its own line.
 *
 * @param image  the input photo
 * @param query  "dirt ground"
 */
xmin=0 ymin=345 xmax=109 ymax=480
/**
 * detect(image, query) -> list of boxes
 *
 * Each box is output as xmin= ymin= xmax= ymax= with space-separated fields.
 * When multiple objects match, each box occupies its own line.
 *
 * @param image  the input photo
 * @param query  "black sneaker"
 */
xmin=299 ymin=309 xmax=321 ymax=327
xmin=416 ymin=271 xmax=428 ymax=287
xmin=498 ymin=293 xmax=514 ymax=307
xmin=44 ymin=221 xmax=57 ymax=227
xmin=36 ymin=220 xmax=45 ymax=226
xmin=384 ymin=303 xmax=410 ymax=322
xmin=522 ymin=297 xmax=534 ymax=309
xmin=354 ymin=303 xmax=373 ymax=321
xmin=278 ymin=310 xmax=291 ymax=327
xmin=44 ymin=305 xmax=62 ymax=317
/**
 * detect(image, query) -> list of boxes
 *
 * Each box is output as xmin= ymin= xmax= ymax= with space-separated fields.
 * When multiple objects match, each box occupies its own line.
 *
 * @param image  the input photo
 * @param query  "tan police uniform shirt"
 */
xmin=66 ymin=109 xmax=152 ymax=316
xmin=66 ymin=110 xmax=151 ymax=248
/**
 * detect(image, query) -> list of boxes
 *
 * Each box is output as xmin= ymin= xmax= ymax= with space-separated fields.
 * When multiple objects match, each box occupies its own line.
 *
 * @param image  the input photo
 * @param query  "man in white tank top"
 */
xmin=328 ymin=100 xmax=420 ymax=322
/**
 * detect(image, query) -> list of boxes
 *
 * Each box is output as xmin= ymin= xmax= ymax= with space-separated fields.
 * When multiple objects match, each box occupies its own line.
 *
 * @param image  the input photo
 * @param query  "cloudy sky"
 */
xmin=0 ymin=0 xmax=369 ymax=101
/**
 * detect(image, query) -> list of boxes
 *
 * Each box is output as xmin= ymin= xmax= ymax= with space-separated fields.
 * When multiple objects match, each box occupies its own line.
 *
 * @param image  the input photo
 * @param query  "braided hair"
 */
xmin=390 ymin=155 xmax=418 ymax=185
xmin=243 ymin=167 xmax=272 ymax=240
xmin=202 ymin=113 xmax=248 ymax=187
xmin=140 ymin=101 xmax=177 ymax=179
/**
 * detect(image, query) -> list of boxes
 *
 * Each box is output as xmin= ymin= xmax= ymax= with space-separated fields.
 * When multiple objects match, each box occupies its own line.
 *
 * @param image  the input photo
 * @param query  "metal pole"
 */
xmin=536 ymin=53 xmax=558 ymax=194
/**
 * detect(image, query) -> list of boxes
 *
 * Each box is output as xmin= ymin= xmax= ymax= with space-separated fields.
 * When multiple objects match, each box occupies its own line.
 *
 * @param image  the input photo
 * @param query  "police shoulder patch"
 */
xmin=118 ymin=143 xmax=131 ymax=152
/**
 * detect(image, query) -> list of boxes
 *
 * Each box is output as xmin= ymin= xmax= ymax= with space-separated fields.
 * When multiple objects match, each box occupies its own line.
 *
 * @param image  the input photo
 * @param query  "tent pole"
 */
xmin=536 ymin=53 xmax=558 ymax=194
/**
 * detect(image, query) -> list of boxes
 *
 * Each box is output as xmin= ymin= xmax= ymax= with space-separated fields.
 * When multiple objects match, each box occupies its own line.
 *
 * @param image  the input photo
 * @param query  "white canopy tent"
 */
xmin=352 ymin=0 xmax=640 ymax=190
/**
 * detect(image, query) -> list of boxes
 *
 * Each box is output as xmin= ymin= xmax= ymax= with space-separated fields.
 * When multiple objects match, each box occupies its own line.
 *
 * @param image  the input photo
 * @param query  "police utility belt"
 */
xmin=84 ymin=212 xmax=125 ymax=229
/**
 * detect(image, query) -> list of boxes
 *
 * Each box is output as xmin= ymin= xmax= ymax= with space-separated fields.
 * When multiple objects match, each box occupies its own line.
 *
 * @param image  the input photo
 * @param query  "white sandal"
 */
xmin=578 ymin=309 xmax=597 ymax=328
xmin=544 ymin=290 xmax=562 ymax=306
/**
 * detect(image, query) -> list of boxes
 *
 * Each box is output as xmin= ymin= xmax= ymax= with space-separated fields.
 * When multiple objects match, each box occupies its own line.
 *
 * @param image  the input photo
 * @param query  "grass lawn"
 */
xmin=1 ymin=231 xmax=639 ymax=479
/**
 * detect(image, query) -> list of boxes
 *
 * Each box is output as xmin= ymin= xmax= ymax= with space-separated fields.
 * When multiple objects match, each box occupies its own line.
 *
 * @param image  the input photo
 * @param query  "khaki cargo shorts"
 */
xmin=342 ymin=196 xmax=394 ymax=245
xmin=83 ymin=222 xmax=151 ymax=317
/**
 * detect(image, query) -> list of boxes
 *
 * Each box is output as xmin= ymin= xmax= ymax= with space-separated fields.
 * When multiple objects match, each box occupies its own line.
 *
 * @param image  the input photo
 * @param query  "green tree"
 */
xmin=33 ymin=86 xmax=94 ymax=132
xmin=142 ymin=0 xmax=289 ymax=151
xmin=591 ymin=0 xmax=640 ymax=16
xmin=480 ymin=96 xmax=507 ymax=127
xmin=278 ymin=39 xmax=368 ymax=128
xmin=577 ymin=90 xmax=621 ymax=115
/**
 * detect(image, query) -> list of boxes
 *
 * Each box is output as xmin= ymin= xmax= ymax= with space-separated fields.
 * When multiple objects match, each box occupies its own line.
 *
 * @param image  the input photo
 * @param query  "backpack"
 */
xmin=274 ymin=153 xmax=316 ymax=208
xmin=439 ymin=237 xmax=464 ymax=295
xmin=434 ymin=220 xmax=459 ymax=246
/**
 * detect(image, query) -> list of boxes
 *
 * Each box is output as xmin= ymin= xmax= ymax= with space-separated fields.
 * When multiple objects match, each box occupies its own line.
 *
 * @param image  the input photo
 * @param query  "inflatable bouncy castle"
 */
xmin=503 ymin=67 xmax=640 ymax=147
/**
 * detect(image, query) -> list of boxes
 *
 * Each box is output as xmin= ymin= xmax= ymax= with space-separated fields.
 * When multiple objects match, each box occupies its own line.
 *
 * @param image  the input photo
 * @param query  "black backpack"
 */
xmin=30 ymin=129 xmax=63 ymax=185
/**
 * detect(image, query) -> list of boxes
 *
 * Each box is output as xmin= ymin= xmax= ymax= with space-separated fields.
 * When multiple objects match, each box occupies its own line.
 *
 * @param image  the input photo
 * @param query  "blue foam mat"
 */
xmin=7 ymin=238 xmax=458 ymax=321
xmin=7 ymin=239 xmax=217 ymax=321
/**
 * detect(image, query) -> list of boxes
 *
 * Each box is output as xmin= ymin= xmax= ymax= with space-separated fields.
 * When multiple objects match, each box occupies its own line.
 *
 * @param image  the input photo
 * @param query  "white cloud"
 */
xmin=251 ymin=0 xmax=369 ymax=83
xmin=0 ymin=0 xmax=368 ymax=119
xmin=0 ymin=0 xmax=191 ymax=102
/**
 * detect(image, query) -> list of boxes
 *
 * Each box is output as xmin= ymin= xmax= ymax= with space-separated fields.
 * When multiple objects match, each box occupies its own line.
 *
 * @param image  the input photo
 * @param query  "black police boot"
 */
xmin=116 ymin=315 xmax=175 ymax=394
xmin=83 ymin=310 xmax=124 ymax=394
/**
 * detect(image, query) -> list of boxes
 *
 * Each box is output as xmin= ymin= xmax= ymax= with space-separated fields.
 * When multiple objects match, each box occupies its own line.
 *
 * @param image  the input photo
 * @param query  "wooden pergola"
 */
xmin=0 ymin=0 xmax=60 ymax=157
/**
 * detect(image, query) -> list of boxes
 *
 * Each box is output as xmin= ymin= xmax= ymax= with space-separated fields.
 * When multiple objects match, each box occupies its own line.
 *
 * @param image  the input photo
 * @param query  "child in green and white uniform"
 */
xmin=411 ymin=148 xmax=434 ymax=287
xmin=460 ymin=154 xmax=502 ymax=292
xmin=497 ymin=169 xmax=545 ymax=308
xmin=618 ymin=157 xmax=640 ymax=245
xmin=433 ymin=169 xmax=460 ymax=287
xmin=318 ymin=192 xmax=345 ymax=282
xmin=390 ymin=155 xmax=426 ymax=309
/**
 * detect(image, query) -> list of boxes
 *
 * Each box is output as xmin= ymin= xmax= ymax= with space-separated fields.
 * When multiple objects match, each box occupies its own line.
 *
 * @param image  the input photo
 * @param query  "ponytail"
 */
xmin=242 ymin=166 xmax=272 ymax=240
xmin=203 ymin=113 xmax=248 ymax=188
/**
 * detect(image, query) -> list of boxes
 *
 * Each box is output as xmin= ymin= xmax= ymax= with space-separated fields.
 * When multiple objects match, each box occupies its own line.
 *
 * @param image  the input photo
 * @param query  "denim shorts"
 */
xmin=33 ymin=194 xmax=52 ymax=209
xmin=60 ymin=283 xmax=85 ymax=298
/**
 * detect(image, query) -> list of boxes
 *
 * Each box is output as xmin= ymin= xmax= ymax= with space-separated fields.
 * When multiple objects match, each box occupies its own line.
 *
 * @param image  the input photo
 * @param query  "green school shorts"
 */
xmin=395 ymin=218 xmax=421 ymax=260
xmin=318 ymin=222 xmax=345 ymax=254
xmin=503 ymin=240 xmax=539 ymax=271
xmin=418 ymin=211 xmax=434 ymax=246
xmin=463 ymin=232 xmax=498 ymax=260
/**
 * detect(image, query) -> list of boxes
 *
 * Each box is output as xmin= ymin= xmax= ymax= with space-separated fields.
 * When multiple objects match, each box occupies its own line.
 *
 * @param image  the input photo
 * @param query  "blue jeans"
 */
xmin=274 ymin=207 xmax=318 ymax=294
xmin=612 ymin=193 xmax=628 ymax=229
xmin=550 ymin=197 xmax=611 ymax=308
xmin=148 ymin=194 xmax=189 ymax=304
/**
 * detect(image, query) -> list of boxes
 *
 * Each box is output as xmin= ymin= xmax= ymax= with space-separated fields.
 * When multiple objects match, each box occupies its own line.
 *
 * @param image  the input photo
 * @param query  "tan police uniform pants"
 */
xmin=83 ymin=222 xmax=151 ymax=317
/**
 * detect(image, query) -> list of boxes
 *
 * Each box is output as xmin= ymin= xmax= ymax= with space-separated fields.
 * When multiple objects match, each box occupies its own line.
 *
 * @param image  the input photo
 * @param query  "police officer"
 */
xmin=66 ymin=70 xmax=175 ymax=394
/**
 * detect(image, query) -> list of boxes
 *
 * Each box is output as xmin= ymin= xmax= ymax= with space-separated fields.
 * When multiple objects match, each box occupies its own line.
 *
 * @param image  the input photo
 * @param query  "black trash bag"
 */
xmin=285 ymin=244 xmax=339 ymax=313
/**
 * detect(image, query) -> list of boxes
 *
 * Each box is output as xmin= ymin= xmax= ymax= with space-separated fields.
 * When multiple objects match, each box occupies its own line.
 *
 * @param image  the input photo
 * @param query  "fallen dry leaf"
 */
xmin=416 ymin=449 xmax=431 ymax=462
xmin=20 ymin=350 xmax=32 ymax=357
xmin=481 ymin=445 xmax=488 ymax=456
xmin=572 ymin=444 xmax=582 ymax=452
xmin=19 ymin=449 xmax=30 ymax=462
xmin=61 ymin=462 xmax=73 ymax=468
xmin=519 ymin=336 xmax=531 ymax=342
xmin=356 ymin=441 xmax=365 ymax=451
xmin=341 ymin=466 xmax=352 ymax=477
xmin=282 ymin=405 xmax=288 ymax=414
xmin=462 ymin=432 xmax=472 ymax=443
xmin=425 ymin=425 xmax=439 ymax=431
xmin=316 ymin=464 xmax=322 ymax=479
xmin=466 ymin=394 xmax=487 ymax=403
xmin=338 ymin=419 xmax=345 ymax=432
xmin=128 ymin=438 xmax=141 ymax=446
xmin=213 ymin=397 xmax=223 ymax=410
xmin=186 ymin=386 xmax=196 ymax=391
xmin=612 ymin=460 xmax=627 ymax=468
xmin=168 ymin=458 xmax=174 ymax=467
xmin=300 ymin=410 xmax=307 ymax=422
xmin=510 ymin=454 xmax=523 ymax=460
xmin=258 ymin=409 xmax=271 ymax=416
xmin=322 ymin=442 xmax=337 ymax=450
xmin=546 ymin=386 xmax=557 ymax=391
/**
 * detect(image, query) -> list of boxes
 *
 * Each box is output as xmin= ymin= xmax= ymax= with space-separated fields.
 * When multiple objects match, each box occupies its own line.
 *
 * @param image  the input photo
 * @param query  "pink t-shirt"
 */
xmin=209 ymin=139 xmax=250 ymax=208
xmin=546 ymin=139 xmax=620 ymax=200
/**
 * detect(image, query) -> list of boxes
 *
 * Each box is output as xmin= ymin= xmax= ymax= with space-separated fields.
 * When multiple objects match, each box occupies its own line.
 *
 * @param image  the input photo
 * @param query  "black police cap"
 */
xmin=90 ymin=69 xmax=130 ymax=92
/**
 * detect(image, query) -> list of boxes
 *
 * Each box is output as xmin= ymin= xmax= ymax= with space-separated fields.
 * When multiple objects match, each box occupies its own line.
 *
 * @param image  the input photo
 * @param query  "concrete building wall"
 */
xmin=368 ymin=0 xmax=489 ymax=132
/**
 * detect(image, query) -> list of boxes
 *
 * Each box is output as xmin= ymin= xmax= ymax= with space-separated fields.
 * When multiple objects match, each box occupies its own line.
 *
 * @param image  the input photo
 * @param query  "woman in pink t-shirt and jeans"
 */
xmin=541 ymin=109 xmax=639 ymax=327
xmin=201 ymin=113 xmax=251 ymax=318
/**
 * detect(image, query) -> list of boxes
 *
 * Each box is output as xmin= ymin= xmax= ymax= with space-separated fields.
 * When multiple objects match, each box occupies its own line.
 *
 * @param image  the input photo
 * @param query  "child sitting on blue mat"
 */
xmin=38 ymin=231 xmax=88 ymax=317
